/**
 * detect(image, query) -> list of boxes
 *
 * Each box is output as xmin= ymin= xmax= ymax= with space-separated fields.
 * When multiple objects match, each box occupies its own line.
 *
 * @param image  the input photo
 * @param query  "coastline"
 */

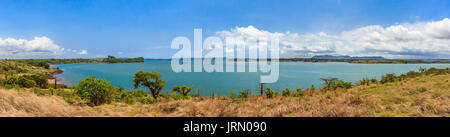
xmin=232 ymin=58 xmax=450 ymax=64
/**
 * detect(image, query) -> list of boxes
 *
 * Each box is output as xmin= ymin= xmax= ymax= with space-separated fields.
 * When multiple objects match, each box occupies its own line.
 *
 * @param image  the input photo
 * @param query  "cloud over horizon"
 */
xmin=0 ymin=36 xmax=64 ymax=57
xmin=0 ymin=36 xmax=88 ymax=58
xmin=216 ymin=18 xmax=450 ymax=59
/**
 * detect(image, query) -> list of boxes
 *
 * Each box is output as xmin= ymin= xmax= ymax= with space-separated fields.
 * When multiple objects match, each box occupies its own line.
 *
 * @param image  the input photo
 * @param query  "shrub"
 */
xmin=406 ymin=71 xmax=420 ymax=78
xmin=370 ymin=78 xmax=378 ymax=83
xmin=30 ymin=74 xmax=48 ymax=88
xmin=424 ymin=67 xmax=449 ymax=75
xmin=238 ymin=88 xmax=251 ymax=98
xmin=264 ymin=88 xmax=275 ymax=98
xmin=295 ymin=88 xmax=305 ymax=97
xmin=75 ymin=76 xmax=115 ymax=106
xmin=114 ymin=87 xmax=132 ymax=103
xmin=37 ymin=62 xmax=50 ymax=69
xmin=381 ymin=73 xmax=398 ymax=84
xmin=18 ymin=77 xmax=37 ymax=88
xmin=358 ymin=78 xmax=370 ymax=85
xmin=137 ymin=96 xmax=154 ymax=104
xmin=333 ymin=80 xmax=352 ymax=89
xmin=0 ymin=79 xmax=5 ymax=86
xmin=170 ymin=92 xmax=187 ymax=100
xmin=172 ymin=85 xmax=192 ymax=97
xmin=229 ymin=90 xmax=236 ymax=99
xmin=282 ymin=88 xmax=291 ymax=96
xmin=323 ymin=78 xmax=352 ymax=90
xmin=4 ymin=84 xmax=20 ymax=89
xmin=5 ymin=75 xmax=20 ymax=85
xmin=358 ymin=77 xmax=378 ymax=85
xmin=310 ymin=85 xmax=316 ymax=91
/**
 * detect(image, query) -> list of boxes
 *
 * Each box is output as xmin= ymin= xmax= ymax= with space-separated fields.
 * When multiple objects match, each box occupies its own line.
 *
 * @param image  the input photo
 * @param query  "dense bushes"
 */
xmin=331 ymin=80 xmax=352 ymax=89
xmin=0 ymin=63 xmax=28 ymax=74
xmin=405 ymin=71 xmax=420 ymax=78
xmin=75 ymin=76 xmax=115 ymax=106
xmin=37 ymin=62 xmax=50 ymax=69
xmin=371 ymin=67 xmax=449 ymax=85
xmin=0 ymin=74 xmax=48 ymax=89
xmin=423 ymin=67 xmax=450 ymax=75
xmin=322 ymin=78 xmax=352 ymax=90
xmin=380 ymin=73 xmax=400 ymax=84
xmin=27 ymin=74 xmax=48 ymax=88
xmin=358 ymin=78 xmax=378 ymax=85
xmin=18 ymin=77 xmax=37 ymax=88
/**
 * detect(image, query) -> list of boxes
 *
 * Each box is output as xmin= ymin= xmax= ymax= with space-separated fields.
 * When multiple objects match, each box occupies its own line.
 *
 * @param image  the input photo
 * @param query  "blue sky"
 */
xmin=0 ymin=0 xmax=449 ymax=59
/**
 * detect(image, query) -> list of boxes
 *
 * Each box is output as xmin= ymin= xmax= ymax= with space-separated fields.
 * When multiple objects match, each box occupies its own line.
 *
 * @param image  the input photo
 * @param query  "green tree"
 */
xmin=75 ymin=76 xmax=115 ymax=106
xmin=172 ymin=85 xmax=192 ymax=97
xmin=133 ymin=71 xmax=166 ymax=99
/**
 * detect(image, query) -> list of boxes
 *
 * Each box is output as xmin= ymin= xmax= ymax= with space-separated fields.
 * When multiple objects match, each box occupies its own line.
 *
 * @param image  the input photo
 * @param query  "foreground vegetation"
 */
xmin=0 ymin=58 xmax=448 ymax=116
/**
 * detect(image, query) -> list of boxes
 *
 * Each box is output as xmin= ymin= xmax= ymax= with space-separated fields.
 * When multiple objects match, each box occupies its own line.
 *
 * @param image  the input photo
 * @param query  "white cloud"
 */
xmin=0 ymin=36 xmax=89 ymax=58
xmin=78 ymin=50 xmax=87 ymax=55
xmin=216 ymin=18 xmax=450 ymax=59
xmin=0 ymin=36 xmax=64 ymax=57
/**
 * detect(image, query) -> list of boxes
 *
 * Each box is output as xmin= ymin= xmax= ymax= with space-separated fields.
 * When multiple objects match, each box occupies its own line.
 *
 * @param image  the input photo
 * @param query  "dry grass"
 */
xmin=93 ymin=93 xmax=379 ymax=117
xmin=352 ymin=74 xmax=450 ymax=117
xmin=0 ymin=89 xmax=93 ymax=117
xmin=92 ymin=74 xmax=450 ymax=117
xmin=1 ymin=74 xmax=449 ymax=117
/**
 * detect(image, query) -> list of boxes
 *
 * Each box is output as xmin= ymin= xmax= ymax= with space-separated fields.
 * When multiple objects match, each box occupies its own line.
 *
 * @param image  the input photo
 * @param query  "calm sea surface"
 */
xmin=52 ymin=59 xmax=450 ymax=96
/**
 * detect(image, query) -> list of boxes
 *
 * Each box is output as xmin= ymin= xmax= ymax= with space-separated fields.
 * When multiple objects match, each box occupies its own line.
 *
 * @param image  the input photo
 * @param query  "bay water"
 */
xmin=52 ymin=59 xmax=450 ymax=96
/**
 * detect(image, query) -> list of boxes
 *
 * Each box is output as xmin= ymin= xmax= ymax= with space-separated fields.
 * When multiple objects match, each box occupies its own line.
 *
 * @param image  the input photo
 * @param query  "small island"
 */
xmin=7 ymin=56 xmax=144 ymax=66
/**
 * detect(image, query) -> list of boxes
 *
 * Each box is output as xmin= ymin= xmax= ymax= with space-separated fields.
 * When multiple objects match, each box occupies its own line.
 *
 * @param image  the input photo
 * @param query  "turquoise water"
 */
xmin=52 ymin=59 xmax=450 ymax=96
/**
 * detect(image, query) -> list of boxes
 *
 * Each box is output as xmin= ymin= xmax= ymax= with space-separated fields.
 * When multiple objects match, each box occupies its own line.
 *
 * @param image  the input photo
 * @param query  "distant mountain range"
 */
xmin=312 ymin=55 xmax=386 ymax=60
